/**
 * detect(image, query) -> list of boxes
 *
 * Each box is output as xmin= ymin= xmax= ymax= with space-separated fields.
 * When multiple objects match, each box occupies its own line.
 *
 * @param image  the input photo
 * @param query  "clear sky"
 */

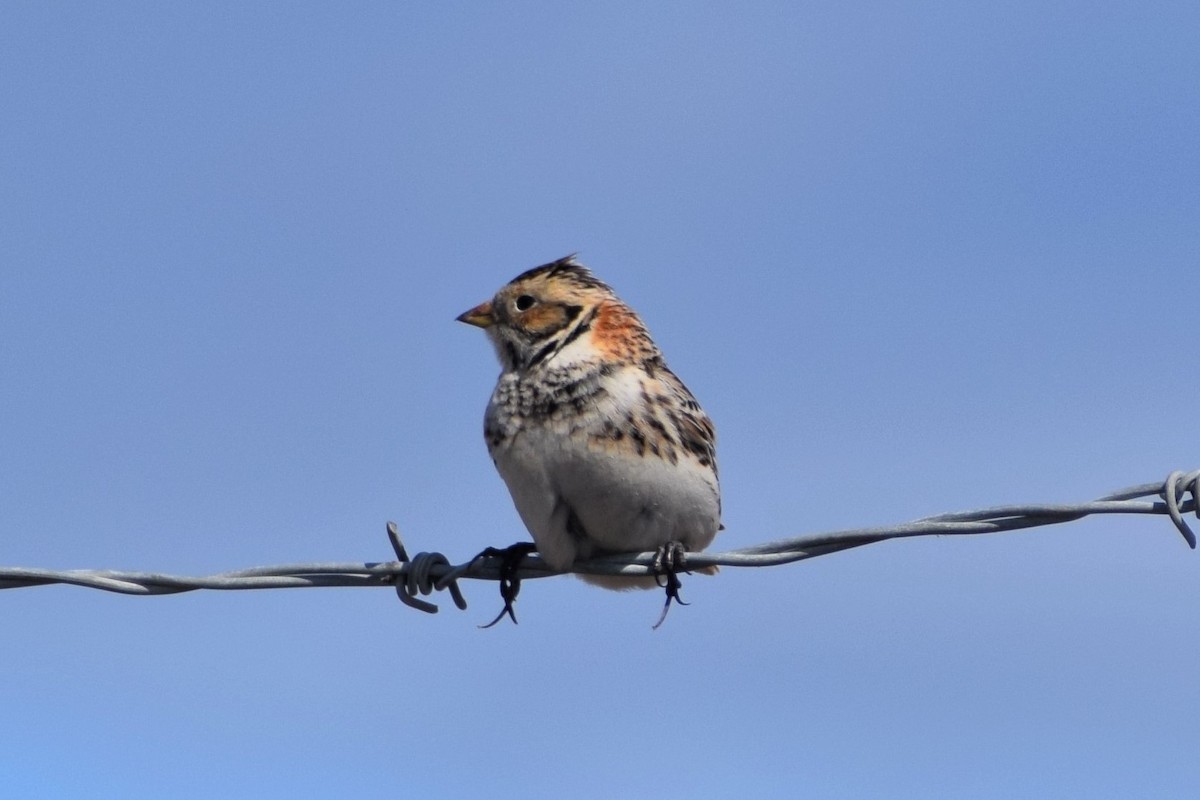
xmin=2 ymin=2 xmax=1198 ymax=797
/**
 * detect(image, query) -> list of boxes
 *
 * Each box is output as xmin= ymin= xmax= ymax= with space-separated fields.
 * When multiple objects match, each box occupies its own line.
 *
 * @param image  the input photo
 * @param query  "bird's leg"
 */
xmin=476 ymin=542 xmax=538 ymax=628
xmin=651 ymin=540 xmax=690 ymax=630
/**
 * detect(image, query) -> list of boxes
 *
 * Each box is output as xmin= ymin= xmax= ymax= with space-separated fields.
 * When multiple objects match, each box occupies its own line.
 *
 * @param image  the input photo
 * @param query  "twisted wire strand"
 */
xmin=2 ymin=470 xmax=1195 ymax=614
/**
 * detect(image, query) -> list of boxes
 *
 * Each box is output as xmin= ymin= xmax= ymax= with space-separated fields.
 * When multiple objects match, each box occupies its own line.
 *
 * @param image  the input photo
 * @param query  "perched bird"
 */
xmin=457 ymin=255 xmax=721 ymax=623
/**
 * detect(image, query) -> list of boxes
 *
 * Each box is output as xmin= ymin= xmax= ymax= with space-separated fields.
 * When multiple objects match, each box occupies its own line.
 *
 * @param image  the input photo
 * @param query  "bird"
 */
xmin=457 ymin=254 xmax=721 ymax=625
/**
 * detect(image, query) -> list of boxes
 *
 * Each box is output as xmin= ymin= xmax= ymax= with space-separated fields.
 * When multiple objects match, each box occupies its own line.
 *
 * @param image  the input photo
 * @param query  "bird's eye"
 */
xmin=515 ymin=295 xmax=536 ymax=311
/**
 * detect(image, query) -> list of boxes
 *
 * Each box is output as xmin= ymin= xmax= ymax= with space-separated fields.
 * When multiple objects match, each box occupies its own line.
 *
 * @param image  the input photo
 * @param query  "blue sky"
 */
xmin=2 ymin=2 xmax=1198 ymax=797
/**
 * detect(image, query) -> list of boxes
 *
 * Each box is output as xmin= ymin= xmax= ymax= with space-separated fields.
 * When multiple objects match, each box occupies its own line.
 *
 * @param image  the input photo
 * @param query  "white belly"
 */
xmin=492 ymin=424 xmax=721 ymax=572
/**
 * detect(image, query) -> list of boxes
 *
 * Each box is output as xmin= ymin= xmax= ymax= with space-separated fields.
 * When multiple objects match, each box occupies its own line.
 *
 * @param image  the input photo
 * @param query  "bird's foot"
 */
xmin=651 ymin=541 xmax=690 ymax=630
xmin=476 ymin=542 xmax=537 ymax=628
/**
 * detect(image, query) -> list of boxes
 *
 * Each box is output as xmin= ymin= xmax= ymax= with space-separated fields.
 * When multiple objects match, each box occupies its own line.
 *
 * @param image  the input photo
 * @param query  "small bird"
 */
xmin=457 ymin=255 xmax=721 ymax=624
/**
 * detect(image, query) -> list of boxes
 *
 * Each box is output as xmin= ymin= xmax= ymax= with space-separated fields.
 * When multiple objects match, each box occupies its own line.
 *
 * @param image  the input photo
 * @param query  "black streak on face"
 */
xmin=558 ymin=307 xmax=593 ymax=351
xmin=528 ymin=341 xmax=557 ymax=367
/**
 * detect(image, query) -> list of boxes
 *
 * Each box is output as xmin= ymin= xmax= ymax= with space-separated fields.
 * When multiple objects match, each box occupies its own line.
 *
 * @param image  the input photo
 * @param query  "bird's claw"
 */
xmin=477 ymin=542 xmax=537 ymax=628
xmin=652 ymin=541 xmax=690 ymax=630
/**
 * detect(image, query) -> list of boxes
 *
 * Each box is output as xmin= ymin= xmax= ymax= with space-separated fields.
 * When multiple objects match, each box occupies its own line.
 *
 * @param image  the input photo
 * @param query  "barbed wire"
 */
xmin=2 ymin=470 xmax=1196 ymax=618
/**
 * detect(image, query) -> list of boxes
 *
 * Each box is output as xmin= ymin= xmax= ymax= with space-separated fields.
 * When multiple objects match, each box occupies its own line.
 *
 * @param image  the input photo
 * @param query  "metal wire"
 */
xmin=2 ymin=470 xmax=1195 ymax=615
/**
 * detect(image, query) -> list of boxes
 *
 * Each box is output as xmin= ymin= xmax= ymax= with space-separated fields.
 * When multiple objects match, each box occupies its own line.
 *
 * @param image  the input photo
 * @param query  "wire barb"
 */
xmin=1161 ymin=470 xmax=1199 ymax=549
xmin=385 ymin=522 xmax=468 ymax=614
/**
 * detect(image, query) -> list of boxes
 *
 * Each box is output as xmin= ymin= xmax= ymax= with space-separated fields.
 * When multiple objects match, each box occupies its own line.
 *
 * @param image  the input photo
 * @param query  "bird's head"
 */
xmin=457 ymin=255 xmax=619 ymax=371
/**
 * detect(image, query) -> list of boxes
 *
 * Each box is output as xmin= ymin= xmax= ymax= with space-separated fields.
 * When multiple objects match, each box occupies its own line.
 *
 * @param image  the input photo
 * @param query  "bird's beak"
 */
xmin=456 ymin=300 xmax=496 ymax=328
